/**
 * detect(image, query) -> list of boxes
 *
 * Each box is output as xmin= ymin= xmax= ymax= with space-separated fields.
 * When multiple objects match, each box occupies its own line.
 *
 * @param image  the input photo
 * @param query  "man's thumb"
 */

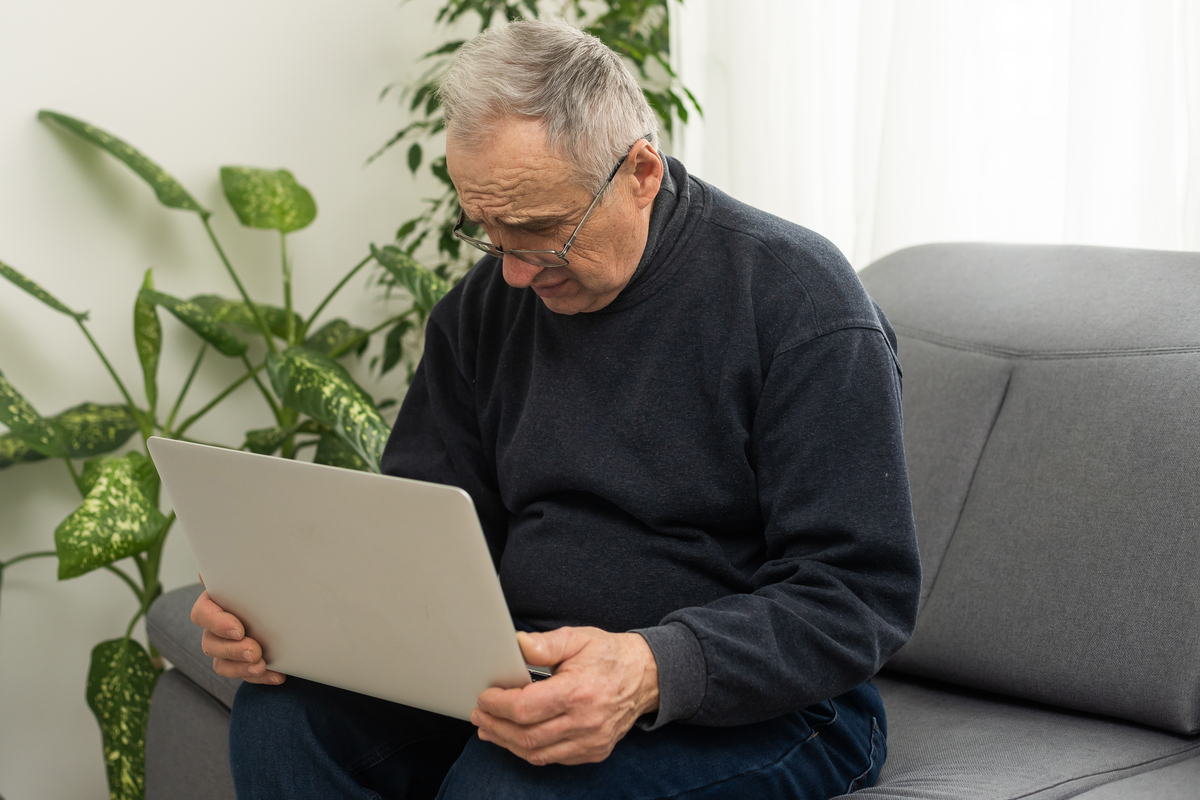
xmin=517 ymin=628 xmax=577 ymax=667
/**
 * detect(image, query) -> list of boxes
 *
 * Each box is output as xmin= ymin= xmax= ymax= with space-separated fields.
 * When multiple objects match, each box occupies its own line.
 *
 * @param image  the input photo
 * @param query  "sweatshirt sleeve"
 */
xmin=643 ymin=325 xmax=922 ymax=727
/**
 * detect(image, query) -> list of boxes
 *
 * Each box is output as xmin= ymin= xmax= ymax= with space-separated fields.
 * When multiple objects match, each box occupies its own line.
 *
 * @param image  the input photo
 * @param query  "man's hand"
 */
xmin=471 ymin=627 xmax=659 ymax=766
xmin=190 ymin=586 xmax=285 ymax=685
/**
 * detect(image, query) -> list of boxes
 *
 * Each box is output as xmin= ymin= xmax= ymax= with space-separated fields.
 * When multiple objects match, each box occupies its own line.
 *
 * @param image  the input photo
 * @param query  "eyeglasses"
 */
xmin=452 ymin=136 xmax=651 ymax=268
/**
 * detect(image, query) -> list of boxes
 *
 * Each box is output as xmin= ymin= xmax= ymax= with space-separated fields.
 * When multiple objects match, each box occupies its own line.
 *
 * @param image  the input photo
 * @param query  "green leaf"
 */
xmin=138 ymin=289 xmax=248 ymax=357
xmin=313 ymin=433 xmax=369 ymax=471
xmin=86 ymin=637 xmax=160 ymax=800
xmin=133 ymin=271 xmax=161 ymax=412
xmin=303 ymin=319 xmax=368 ymax=358
xmin=370 ymin=245 xmax=451 ymax=317
xmin=407 ymin=142 xmax=423 ymax=175
xmin=51 ymin=403 xmax=139 ymax=458
xmin=80 ymin=456 xmax=105 ymax=496
xmin=266 ymin=347 xmax=389 ymax=473
xmin=189 ymin=294 xmax=299 ymax=340
xmin=0 ymin=258 xmax=88 ymax=320
xmin=0 ymin=433 xmax=47 ymax=469
xmin=219 ymin=166 xmax=317 ymax=234
xmin=0 ymin=368 xmax=68 ymax=457
xmin=242 ymin=424 xmax=299 ymax=456
xmin=39 ymin=110 xmax=207 ymax=216
xmin=381 ymin=319 xmax=412 ymax=376
xmin=55 ymin=452 xmax=166 ymax=579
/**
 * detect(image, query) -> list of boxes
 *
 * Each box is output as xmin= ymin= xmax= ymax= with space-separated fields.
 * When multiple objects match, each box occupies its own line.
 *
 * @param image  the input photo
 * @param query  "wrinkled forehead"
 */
xmin=445 ymin=119 xmax=588 ymax=224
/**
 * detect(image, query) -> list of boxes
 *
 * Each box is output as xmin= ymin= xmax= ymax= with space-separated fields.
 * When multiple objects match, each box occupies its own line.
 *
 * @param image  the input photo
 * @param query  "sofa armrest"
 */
xmin=147 ymin=583 xmax=242 ymax=708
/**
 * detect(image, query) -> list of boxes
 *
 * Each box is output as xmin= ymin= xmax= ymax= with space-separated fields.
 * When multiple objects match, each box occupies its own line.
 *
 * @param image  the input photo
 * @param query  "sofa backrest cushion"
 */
xmin=859 ymin=243 xmax=1200 ymax=735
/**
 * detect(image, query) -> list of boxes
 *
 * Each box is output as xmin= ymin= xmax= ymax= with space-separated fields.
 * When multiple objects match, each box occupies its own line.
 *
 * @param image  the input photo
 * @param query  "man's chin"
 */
xmin=538 ymin=296 xmax=585 ymax=315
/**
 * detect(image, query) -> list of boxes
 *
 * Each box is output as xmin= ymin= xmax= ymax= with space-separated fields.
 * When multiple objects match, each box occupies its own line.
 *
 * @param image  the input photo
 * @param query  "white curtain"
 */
xmin=671 ymin=0 xmax=1200 ymax=268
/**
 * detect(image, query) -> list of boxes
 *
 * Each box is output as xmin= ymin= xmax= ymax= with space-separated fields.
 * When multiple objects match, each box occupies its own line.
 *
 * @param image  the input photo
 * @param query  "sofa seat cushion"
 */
xmin=147 ymin=583 xmax=242 ymax=708
xmin=840 ymin=673 xmax=1200 ymax=800
xmin=1069 ymin=753 xmax=1200 ymax=800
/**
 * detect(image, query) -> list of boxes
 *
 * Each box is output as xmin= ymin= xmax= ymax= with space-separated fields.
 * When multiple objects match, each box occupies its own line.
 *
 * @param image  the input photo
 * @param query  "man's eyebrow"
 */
xmin=468 ymin=212 xmax=573 ymax=230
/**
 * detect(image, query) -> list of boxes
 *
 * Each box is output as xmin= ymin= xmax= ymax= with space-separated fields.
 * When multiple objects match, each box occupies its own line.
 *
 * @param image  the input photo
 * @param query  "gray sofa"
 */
xmin=145 ymin=242 xmax=1200 ymax=799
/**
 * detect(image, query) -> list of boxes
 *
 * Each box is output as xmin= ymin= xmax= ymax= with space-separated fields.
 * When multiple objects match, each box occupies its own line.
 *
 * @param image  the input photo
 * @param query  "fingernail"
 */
xmin=270 ymin=674 xmax=283 ymax=684
xmin=249 ymin=662 xmax=264 ymax=675
xmin=243 ymin=649 xmax=255 ymax=662
xmin=227 ymin=629 xmax=241 ymax=640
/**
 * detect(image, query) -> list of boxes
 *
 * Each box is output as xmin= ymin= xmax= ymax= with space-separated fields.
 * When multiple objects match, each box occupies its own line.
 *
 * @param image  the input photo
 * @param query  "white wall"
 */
xmin=0 ymin=2 xmax=453 ymax=797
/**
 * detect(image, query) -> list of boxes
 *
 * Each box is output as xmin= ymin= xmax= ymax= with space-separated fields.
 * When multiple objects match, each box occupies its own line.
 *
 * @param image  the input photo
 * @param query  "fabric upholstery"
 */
xmin=1070 ymin=753 xmax=1200 ymax=799
xmin=147 ymin=583 xmax=241 ymax=708
xmin=889 ymin=354 xmax=1200 ymax=733
xmin=860 ymin=245 xmax=1200 ymax=734
xmin=860 ymin=243 xmax=1200 ymax=354
xmin=831 ymin=674 xmax=1200 ymax=800
xmin=145 ymin=669 xmax=235 ymax=800
xmin=888 ymin=338 xmax=1012 ymax=606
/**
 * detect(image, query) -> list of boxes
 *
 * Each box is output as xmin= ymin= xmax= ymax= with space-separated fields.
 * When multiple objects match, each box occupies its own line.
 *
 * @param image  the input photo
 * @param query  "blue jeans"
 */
xmin=228 ymin=677 xmax=886 ymax=799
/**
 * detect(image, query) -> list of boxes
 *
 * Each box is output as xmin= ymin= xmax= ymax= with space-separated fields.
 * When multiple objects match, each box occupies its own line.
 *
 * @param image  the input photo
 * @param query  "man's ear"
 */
xmin=627 ymin=140 xmax=664 ymax=210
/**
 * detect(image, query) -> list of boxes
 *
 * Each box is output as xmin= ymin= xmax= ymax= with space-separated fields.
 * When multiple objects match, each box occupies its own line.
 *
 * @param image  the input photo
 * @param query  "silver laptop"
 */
xmin=147 ymin=436 xmax=534 ymax=720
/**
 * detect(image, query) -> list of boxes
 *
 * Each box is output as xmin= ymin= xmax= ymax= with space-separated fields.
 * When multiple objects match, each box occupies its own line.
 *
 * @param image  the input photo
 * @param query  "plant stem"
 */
xmin=172 ymin=362 xmax=265 ymax=438
xmin=305 ymin=253 xmax=373 ymax=339
xmin=201 ymin=216 xmax=277 ymax=355
xmin=241 ymin=353 xmax=282 ymax=422
xmin=104 ymin=563 xmax=142 ymax=600
xmin=1 ymin=550 xmax=56 ymax=568
xmin=75 ymin=320 xmax=139 ymax=413
xmin=141 ymin=512 xmax=174 ymax=610
xmin=64 ymin=458 xmax=84 ymax=496
xmin=164 ymin=343 xmax=208 ymax=434
xmin=0 ymin=551 xmax=56 ymax=622
xmin=281 ymin=232 xmax=295 ymax=346
xmin=124 ymin=606 xmax=144 ymax=640
xmin=327 ymin=309 xmax=415 ymax=360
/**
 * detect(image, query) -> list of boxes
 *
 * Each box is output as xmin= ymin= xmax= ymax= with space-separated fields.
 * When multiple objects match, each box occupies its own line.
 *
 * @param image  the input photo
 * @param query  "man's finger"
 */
xmin=201 ymin=630 xmax=261 ymax=664
xmin=471 ymin=706 xmax=574 ymax=753
xmin=212 ymin=656 xmax=286 ymax=684
xmin=190 ymin=590 xmax=245 ymax=640
xmin=477 ymin=678 xmax=572 ymax=725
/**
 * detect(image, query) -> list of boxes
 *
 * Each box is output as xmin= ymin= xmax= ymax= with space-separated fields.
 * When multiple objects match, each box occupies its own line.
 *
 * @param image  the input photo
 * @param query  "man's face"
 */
xmin=446 ymin=118 xmax=651 ymax=314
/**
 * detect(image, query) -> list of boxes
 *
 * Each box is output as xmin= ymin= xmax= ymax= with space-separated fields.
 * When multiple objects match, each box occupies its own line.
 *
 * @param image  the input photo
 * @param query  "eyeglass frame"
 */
xmin=451 ymin=135 xmax=653 ymax=268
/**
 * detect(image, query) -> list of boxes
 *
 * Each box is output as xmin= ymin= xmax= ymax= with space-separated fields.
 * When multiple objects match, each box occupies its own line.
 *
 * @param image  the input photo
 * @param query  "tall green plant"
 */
xmin=370 ymin=0 xmax=699 ymax=324
xmin=0 ymin=112 xmax=448 ymax=800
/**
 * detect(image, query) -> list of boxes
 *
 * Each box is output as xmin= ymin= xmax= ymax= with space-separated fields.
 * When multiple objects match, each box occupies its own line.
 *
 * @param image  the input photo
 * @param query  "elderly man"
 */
xmin=193 ymin=18 xmax=921 ymax=800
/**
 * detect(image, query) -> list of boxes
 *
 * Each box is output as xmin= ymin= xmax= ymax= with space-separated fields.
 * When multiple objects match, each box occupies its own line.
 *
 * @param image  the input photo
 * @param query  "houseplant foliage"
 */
xmin=372 ymin=0 xmax=699 ymax=285
xmin=0 ymin=112 xmax=448 ymax=800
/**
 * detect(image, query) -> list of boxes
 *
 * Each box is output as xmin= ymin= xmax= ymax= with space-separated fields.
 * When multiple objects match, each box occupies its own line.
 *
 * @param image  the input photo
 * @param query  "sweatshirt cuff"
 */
xmin=630 ymin=621 xmax=706 ymax=730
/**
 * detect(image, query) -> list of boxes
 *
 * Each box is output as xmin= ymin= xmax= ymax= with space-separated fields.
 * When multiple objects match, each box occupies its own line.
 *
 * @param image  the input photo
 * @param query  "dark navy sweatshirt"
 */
xmin=381 ymin=156 xmax=921 ymax=728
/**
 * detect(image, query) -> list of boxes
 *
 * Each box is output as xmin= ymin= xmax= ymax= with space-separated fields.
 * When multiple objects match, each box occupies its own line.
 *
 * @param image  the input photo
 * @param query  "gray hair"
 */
xmin=438 ymin=19 xmax=659 ymax=195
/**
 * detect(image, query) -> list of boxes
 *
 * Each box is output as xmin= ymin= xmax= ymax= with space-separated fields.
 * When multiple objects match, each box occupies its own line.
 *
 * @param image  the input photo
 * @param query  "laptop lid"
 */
xmin=147 ymin=436 xmax=530 ymax=720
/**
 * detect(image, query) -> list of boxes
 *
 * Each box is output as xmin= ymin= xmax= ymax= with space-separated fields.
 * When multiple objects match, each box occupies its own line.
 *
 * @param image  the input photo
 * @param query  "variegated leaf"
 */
xmin=303 ymin=318 xmax=368 ymax=358
xmin=39 ymin=110 xmax=208 ymax=216
xmin=0 ymin=258 xmax=88 ymax=320
xmin=138 ymin=289 xmax=248 ymax=357
xmin=189 ymin=294 xmax=299 ymax=340
xmin=134 ymin=271 xmax=161 ymax=412
xmin=51 ymin=403 xmax=140 ymax=459
xmin=266 ymin=347 xmax=388 ymax=472
xmin=220 ymin=166 xmax=317 ymax=233
xmin=371 ymin=244 xmax=450 ymax=317
xmin=55 ymin=452 xmax=165 ymax=579
xmin=314 ymin=433 xmax=369 ymax=471
xmin=86 ymin=637 xmax=160 ymax=800
xmin=242 ymin=424 xmax=299 ymax=456
xmin=0 ymin=432 xmax=47 ymax=469
xmin=0 ymin=368 xmax=68 ymax=457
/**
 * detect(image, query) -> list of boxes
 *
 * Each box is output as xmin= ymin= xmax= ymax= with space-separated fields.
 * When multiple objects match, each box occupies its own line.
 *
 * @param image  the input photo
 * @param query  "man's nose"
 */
xmin=502 ymin=254 xmax=543 ymax=288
